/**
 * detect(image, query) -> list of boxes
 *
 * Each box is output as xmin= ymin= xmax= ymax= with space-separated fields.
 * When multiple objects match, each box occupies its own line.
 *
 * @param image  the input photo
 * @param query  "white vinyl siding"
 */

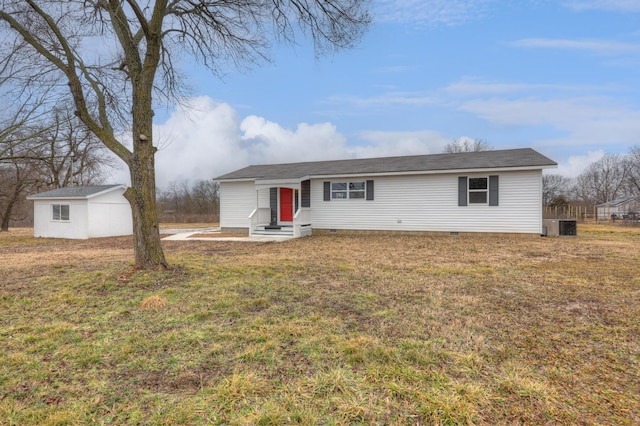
xmin=33 ymin=200 xmax=87 ymax=239
xmin=220 ymin=181 xmax=257 ymax=229
xmin=86 ymin=189 xmax=133 ymax=238
xmin=311 ymin=170 xmax=543 ymax=234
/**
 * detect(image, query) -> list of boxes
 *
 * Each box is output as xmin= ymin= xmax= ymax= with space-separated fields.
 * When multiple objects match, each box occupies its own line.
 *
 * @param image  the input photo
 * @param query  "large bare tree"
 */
xmin=0 ymin=0 xmax=370 ymax=268
xmin=1 ymin=102 xmax=112 ymax=231
xmin=0 ymin=90 xmax=48 ymax=231
xmin=572 ymin=154 xmax=629 ymax=205
xmin=31 ymin=105 xmax=116 ymax=189
xmin=626 ymin=146 xmax=640 ymax=197
xmin=542 ymin=173 xmax=572 ymax=206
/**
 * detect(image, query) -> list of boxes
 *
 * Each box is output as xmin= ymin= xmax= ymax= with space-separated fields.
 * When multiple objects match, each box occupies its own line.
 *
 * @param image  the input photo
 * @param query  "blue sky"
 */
xmin=137 ymin=0 xmax=640 ymax=188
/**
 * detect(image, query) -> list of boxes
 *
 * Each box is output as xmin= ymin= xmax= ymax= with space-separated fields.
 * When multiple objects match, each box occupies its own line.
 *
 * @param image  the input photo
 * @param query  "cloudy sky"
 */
xmin=113 ymin=0 xmax=640 ymax=189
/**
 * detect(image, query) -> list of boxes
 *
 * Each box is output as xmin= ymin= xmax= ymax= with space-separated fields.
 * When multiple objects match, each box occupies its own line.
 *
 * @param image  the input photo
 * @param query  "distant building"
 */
xmin=596 ymin=197 xmax=640 ymax=221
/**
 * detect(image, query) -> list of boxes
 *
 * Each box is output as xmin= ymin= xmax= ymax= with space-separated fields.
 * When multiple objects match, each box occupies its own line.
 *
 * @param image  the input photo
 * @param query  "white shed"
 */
xmin=27 ymin=185 xmax=133 ymax=239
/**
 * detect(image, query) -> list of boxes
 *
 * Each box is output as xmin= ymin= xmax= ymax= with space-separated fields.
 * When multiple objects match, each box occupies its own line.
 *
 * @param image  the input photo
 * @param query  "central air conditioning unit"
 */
xmin=542 ymin=219 xmax=577 ymax=237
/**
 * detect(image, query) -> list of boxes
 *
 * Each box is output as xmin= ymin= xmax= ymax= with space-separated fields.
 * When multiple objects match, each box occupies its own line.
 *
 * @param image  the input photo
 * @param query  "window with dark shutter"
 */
xmin=366 ymin=180 xmax=374 ymax=200
xmin=301 ymin=180 xmax=311 ymax=207
xmin=458 ymin=177 xmax=468 ymax=206
xmin=324 ymin=181 xmax=331 ymax=201
xmin=489 ymin=175 xmax=499 ymax=206
xmin=269 ymin=187 xmax=278 ymax=224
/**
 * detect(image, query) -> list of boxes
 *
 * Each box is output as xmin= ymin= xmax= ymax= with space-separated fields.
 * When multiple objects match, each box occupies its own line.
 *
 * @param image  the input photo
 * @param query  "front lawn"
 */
xmin=0 ymin=225 xmax=638 ymax=424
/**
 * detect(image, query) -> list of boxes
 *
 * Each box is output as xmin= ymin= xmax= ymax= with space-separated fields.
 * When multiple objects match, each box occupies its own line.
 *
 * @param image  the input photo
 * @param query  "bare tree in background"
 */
xmin=31 ymin=105 xmax=116 ymax=189
xmin=0 ymin=0 xmax=370 ymax=269
xmin=157 ymin=179 xmax=219 ymax=223
xmin=443 ymin=138 xmax=493 ymax=153
xmin=0 ymin=145 xmax=37 ymax=231
xmin=572 ymin=154 xmax=629 ymax=205
xmin=192 ymin=180 xmax=219 ymax=217
xmin=1 ymin=103 xmax=114 ymax=231
xmin=542 ymin=174 xmax=573 ymax=206
xmin=0 ymin=93 xmax=48 ymax=231
xmin=626 ymin=146 xmax=640 ymax=197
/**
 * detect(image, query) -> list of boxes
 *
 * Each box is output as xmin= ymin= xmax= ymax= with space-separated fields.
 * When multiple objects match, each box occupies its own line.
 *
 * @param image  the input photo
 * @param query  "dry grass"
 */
xmin=0 ymin=223 xmax=638 ymax=425
xmin=140 ymin=295 xmax=168 ymax=310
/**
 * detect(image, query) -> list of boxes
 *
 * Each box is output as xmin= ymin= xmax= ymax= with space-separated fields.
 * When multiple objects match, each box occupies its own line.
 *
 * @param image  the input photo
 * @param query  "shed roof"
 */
xmin=596 ymin=196 xmax=640 ymax=207
xmin=27 ymin=184 xmax=126 ymax=200
xmin=216 ymin=148 xmax=556 ymax=181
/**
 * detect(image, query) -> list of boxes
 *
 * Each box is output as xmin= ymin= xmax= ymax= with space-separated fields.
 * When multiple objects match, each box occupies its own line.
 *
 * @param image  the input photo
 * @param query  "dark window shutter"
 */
xmin=301 ymin=180 xmax=311 ymax=208
xmin=269 ymin=187 xmax=278 ymax=225
xmin=324 ymin=181 xmax=331 ymax=201
xmin=458 ymin=176 xmax=468 ymax=206
xmin=366 ymin=180 xmax=374 ymax=200
xmin=489 ymin=175 xmax=499 ymax=206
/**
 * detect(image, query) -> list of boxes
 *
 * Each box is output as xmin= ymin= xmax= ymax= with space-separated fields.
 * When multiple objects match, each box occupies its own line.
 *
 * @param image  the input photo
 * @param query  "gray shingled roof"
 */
xmin=596 ymin=196 xmax=640 ymax=207
xmin=27 ymin=185 xmax=125 ymax=199
xmin=216 ymin=148 xmax=556 ymax=181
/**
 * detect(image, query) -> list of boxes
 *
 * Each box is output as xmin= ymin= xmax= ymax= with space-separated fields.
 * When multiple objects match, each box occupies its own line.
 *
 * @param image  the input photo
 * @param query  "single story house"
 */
xmin=215 ymin=148 xmax=557 ymax=237
xmin=27 ymin=184 xmax=133 ymax=239
xmin=596 ymin=197 xmax=640 ymax=220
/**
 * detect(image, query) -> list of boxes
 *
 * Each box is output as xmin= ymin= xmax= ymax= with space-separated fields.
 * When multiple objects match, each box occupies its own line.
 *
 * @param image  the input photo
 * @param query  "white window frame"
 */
xmin=331 ymin=181 xmax=366 ymax=200
xmin=468 ymin=177 xmax=488 ymax=205
xmin=52 ymin=204 xmax=70 ymax=221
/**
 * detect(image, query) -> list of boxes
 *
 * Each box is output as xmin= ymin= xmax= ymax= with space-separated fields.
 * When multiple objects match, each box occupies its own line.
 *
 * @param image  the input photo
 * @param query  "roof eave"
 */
xmin=310 ymin=164 xmax=555 ymax=179
xmin=218 ymin=164 xmax=555 ymax=181
xmin=84 ymin=184 xmax=127 ymax=199
xmin=26 ymin=184 xmax=127 ymax=200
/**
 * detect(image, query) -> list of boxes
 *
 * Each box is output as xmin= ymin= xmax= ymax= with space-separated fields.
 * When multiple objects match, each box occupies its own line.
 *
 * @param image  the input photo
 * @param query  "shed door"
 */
xmin=280 ymin=188 xmax=293 ymax=222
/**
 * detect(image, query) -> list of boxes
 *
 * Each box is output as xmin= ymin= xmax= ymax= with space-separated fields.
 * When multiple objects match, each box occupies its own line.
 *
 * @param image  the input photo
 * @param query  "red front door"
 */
xmin=280 ymin=188 xmax=293 ymax=222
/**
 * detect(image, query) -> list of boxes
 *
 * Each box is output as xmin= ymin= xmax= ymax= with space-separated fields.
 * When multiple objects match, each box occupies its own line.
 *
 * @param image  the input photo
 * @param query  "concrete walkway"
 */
xmin=161 ymin=227 xmax=294 ymax=242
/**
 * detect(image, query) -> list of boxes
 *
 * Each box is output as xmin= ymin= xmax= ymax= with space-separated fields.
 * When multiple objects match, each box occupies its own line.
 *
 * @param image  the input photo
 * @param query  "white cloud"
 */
xmin=445 ymin=78 xmax=586 ymax=96
xmin=110 ymin=97 xmax=445 ymax=189
xmin=555 ymin=150 xmax=604 ymax=177
xmin=373 ymin=0 xmax=495 ymax=27
xmin=152 ymin=97 xmax=246 ymax=188
xmin=354 ymin=130 xmax=450 ymax=156
xmin=459 ymin=96 xmax=640 ymax=147
xmin=327 ymin=92 xmax=437 ymax=108
xmin=238 ymin=116 xmax=351 ymax=165
xmin=510 ymin=38 xmax=640 ymax=54
xmin=564 ymin=0 xmax=640 ymax=12
xmin=105 ymin=92 xmax=636 ymax=190
xmin=445 ymin=78 xmax=626 ymax=99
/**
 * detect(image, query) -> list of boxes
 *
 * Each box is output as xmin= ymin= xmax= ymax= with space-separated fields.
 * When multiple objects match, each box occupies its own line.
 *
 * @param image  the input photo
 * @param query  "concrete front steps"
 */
xmin=252 ymin=225 xmax=294 ymax=237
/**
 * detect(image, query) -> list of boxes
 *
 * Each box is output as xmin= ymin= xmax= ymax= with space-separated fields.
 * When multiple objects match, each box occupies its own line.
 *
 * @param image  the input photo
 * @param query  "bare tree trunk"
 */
xmin=0 ymin=201 xmax=13 ymax=231
xmin=0 ymin=176 xmax=23 ymax=232
xmin=125 ymin=182 xmax=167 ymax=269
xmin=125 ymin=69 xmax=167 ymax=269
xmin=125 ymin=136 xmax=167 ymax=268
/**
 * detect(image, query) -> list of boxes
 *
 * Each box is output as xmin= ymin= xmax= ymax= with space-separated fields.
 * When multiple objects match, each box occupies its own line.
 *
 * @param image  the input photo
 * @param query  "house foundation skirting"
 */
xmin=312 ymin=228 xmax=542 ymax=238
